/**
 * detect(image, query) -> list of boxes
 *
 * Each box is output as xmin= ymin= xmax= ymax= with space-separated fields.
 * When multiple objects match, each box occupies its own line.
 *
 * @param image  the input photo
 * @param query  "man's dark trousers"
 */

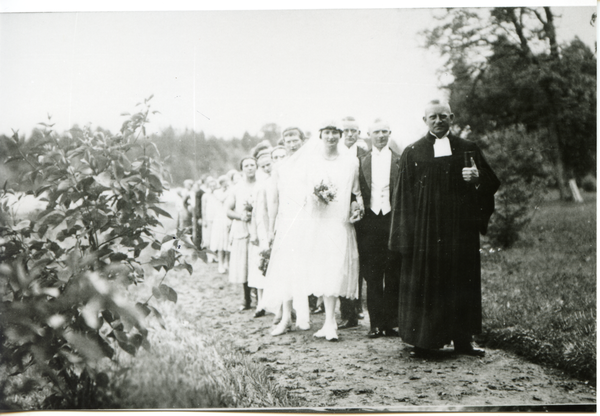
xmin=358 ymin=210 xmax=401 ymax=332
xmin=339 ymin=275 xmax=362 ymax=322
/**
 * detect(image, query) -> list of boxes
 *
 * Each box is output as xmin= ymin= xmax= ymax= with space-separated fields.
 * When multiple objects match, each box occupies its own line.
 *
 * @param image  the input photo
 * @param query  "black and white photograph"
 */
xmin=0 ymin=0 xmax=596 ymax=412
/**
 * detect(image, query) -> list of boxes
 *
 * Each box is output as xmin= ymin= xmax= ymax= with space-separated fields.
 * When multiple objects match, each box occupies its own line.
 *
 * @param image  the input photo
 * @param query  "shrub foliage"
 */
xmin=478 ymin=125 xmax=553 ymax=248
xmin=0 ymin=97 xmax=196 ymax=409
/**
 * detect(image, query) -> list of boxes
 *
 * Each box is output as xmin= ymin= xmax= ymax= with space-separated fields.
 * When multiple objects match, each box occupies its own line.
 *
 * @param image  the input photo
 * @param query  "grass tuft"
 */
xmin=105 ymin=266 xmax=302 ymax=409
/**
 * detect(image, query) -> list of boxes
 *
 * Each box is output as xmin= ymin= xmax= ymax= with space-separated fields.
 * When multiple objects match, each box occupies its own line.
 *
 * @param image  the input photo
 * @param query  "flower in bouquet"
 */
xmin=313 ymin=180 xmax=337 ymax=205
xmin=258 ymin=243 xmax=272 ymax=276
xmin=243 ymin=200 xmax=253 ymax=214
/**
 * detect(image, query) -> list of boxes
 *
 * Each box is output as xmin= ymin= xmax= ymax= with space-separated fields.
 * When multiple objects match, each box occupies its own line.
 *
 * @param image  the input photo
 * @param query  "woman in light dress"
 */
xmin=264 ymin=122 xmax=363 ymax=341
xmin=209 ymin=175 xmax=232 ymax=274
xmin=247 ymin=149 xmax=273 ymax=318
xmin=201 ymin=177 xmax=218 ymax=262
xmin=226 ymin=157 xmax=258 ymax=310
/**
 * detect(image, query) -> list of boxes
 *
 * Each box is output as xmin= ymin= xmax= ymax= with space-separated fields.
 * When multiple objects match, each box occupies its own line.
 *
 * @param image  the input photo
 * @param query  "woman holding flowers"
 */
xmin=304 ymin=121 xmax=363 ymax=341
xmin=226 ymin=156 xmax=258 ymax=311
xmin=264 ymin=121 xmax=363 ymax=341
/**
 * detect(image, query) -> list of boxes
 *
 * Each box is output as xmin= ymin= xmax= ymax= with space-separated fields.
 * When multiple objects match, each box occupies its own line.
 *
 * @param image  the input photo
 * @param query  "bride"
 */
xmin=263 ymin=121 xmax=363 ymax=341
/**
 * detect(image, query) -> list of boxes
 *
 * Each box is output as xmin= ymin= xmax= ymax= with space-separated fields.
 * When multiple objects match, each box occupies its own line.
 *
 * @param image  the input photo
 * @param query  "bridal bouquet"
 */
xmin=243 ymin=200 xmax=253 ymax=214
xmin=258 ymin=243 xmax=272 ymax=276
xmin=313 ymin=180 xmax=337 ymax=205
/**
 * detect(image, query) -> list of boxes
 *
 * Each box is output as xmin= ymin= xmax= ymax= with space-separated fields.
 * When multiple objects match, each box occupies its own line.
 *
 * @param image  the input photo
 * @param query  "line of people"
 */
xmin=178 ymin=101 xmax=500 ymax=358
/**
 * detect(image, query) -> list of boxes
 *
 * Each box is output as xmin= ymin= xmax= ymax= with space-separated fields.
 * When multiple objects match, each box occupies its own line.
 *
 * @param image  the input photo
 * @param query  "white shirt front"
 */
xmin=346 ymin=141 xmax=368 ymax=158
xmin=370 ymin=145 xmax=392 ymax=215
xmin=432 ymin=131 xmax=452 ymax=157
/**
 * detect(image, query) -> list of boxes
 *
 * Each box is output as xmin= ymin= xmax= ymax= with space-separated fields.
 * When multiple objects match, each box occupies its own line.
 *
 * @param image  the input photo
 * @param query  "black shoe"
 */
xmin=367 ymin=328 xmax=383 ymax=339
xmin=384 ymin=328 xmax=400 ymax=337
xmin=239 ymin=304 xmax=252 ymax=311
xmin=409 ymin=346 xmax=451 ymax=359
xmin=409 ymin=346 xmax=432 ymax=358
xmin=338 ymin=319 xmax=359 ymax=329
xmin=253 ymin=309 xmax=266 ymax=318
xmin=454 ymin=341 xmax=486 ymax=357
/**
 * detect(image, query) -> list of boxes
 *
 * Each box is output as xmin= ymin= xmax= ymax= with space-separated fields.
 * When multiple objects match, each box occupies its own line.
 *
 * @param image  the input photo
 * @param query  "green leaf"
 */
xmin=147 ymin=174 xmax=163 ymax=191
xmin=147 ymin=305 xmax=166 ymax=329
xmin=117 ymin=339 xmax=137 ymax=356
xmin=57 ymin=180 xmax=71 ymax=192
xmin=175 ymin=262 xmax=193 ymax=275
xmin=40 ymin=211 xmax=65 ymax=227
xmin=162 ymin=234 xmax=175 ymax=243
xmin=129 ymin=333 xmax=143 ymax=349
xmin=151 ymin=286 xmax=162 ymax=299
xmin=15 ymin=220 xmax=31 ymax=231
xmin=148 ymin=205 xmax=172 ymax=219
xmin=93 ymin=172 xmax=112 ymax=188
xmin=141 ymin=338 xmax=151 ymax=351
xmin=101 ymin=310 xmax=118 ymax=323
xmin=159 ymin=284 xmax=177 ymax=303
xmin=150 ymin=256 xmax=168 ymax=271
xmin=113 ymin=330 xmax=128 ymax=343
xmin=63 ymin=330 xmax=105 ymax=362
xmin=197 ymin=250 xmax=208 ymax=263
xmin=135 ymin=302 xmax=151 ymax=317
xmin=110 ymin=252 xmax=128 ymax=262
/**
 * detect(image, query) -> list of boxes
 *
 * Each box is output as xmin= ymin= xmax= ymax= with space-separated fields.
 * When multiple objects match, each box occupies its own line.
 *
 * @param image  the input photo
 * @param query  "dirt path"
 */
xmin=170 ymin=258 xmax=595 ymax=410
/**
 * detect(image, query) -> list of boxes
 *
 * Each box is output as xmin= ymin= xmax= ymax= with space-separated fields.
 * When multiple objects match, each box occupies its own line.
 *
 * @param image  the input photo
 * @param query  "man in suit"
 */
xmin=353 ymin=120 xmax=402 ymax=338
xmin=192 ymin=179 xmax=205 ymax=249
xmin=338 ymin=117 xmax=369 ymax=329
xmin=342 ymin=116 xmax=369 ymax=158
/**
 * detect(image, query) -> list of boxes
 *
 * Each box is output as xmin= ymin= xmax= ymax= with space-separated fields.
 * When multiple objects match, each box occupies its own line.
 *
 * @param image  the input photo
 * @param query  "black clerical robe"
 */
xmin=389 ymin=133 xmax=500 ymax=349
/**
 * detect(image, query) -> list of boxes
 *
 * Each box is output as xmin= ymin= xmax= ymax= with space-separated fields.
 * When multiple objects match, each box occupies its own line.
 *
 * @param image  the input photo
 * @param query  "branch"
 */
xmin=507 ymin=7 xmax=534 ymax=61
xmin=529 ymin=7 xmax=547 ymax=26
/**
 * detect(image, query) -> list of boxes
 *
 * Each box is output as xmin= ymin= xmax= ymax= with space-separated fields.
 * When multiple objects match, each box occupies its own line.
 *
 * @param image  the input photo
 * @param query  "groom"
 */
xmin=353 ymin=120 xmax=402 ymax=338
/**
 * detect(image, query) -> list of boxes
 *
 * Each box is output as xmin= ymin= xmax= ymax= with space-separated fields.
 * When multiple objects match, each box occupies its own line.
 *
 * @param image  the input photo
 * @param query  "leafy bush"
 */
xmin=478 ymin=125 xmax=553 ymax=248
xmin=0 ymin=97 xmax=196 ymax=409
xmin=580 ymin=174 xmax=596 ymax=192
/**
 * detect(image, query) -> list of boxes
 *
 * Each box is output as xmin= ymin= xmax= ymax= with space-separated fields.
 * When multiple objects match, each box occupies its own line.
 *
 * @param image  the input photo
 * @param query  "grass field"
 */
xmin=480 ymin=191 xmax=596 ymax=383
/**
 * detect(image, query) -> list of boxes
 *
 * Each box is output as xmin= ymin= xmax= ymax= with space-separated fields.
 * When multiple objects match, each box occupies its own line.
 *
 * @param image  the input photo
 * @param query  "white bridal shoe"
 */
xmin=313 ymin=325 xmax=338 ymax=341
xmin=271 ymin=320 xmax=292 ymax=336
xmin=296 ymin=320 xmax=311 ymax=331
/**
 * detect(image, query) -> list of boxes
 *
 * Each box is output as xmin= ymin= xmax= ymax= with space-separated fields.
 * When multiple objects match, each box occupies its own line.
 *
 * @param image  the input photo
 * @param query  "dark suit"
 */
xmin=192 ymin=188 xmax=204 ymax=249
xmin=338 ymin=144 xmax=369 ymax=322
xmin=354 ymin=148 xmax=402 ymax=332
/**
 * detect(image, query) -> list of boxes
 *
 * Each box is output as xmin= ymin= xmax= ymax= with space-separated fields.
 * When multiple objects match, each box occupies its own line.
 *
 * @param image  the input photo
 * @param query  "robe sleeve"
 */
xmin=473 ymin=144 xmax=500 ymax=235
xmin=389 ymin=147 xmax=416 ymax=254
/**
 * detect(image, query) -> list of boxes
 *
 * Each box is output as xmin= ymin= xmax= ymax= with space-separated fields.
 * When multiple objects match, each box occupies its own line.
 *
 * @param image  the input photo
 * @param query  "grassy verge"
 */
xmin=105 ymin=266 xmax=302 ymax=409
xmin=480 ymin=192 xmax=596 ymax=384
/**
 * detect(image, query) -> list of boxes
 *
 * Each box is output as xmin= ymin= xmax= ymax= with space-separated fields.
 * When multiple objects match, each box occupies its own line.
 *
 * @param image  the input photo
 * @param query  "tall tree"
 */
xmin=423 ymin=7 xmax=596 ymax=200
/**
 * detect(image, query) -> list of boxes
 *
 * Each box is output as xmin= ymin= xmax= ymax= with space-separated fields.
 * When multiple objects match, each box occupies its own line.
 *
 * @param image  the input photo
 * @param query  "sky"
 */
xmin=0 ymin=1 xmax=596 ymax=150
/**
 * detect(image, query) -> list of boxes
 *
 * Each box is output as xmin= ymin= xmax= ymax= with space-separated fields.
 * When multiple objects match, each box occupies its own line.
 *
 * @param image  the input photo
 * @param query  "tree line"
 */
xmin=422 ymin=6 xmax=596 ymax=201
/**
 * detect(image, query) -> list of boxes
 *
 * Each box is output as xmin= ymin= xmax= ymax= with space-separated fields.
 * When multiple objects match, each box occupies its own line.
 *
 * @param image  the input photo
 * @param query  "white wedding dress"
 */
xmin=261 ymin=137 xmax=360 ymax=314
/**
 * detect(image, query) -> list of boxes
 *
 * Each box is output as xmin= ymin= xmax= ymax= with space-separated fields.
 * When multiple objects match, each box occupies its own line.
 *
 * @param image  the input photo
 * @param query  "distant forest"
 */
xmin=0 ymin=122 xmax=295 ymax=189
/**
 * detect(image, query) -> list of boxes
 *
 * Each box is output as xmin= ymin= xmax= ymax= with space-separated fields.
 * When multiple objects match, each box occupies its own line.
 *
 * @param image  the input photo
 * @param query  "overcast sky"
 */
xmin=0 ymin=1 xmax=596 ymax=149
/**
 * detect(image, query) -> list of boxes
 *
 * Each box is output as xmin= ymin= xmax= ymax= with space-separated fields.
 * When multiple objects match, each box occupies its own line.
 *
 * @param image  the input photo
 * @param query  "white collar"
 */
xmin=372 ymin=145 xmax=390 ymax=156
xmin=430 ymin=131 xmax=449 ymax=140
